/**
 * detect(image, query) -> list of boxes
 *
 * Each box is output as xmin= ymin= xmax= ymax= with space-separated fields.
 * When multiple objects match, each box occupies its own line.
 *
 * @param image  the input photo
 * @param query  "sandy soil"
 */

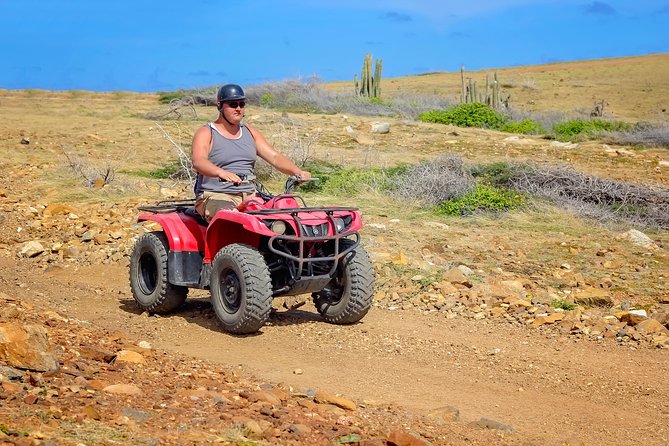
xmin=3 ymin=257 xmax=669 ymax=446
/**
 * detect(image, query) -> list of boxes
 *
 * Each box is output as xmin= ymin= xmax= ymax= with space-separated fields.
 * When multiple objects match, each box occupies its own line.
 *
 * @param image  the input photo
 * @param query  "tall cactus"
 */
xmin=354 ymin=53 xmax=383 ymax=98
xmin=460 ymin=66 xmax=507 ymax=110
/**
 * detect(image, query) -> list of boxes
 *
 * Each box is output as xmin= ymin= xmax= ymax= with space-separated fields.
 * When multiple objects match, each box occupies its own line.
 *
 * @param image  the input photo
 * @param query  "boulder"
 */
xmin=0 ymin=323 xmax=59 ymax=372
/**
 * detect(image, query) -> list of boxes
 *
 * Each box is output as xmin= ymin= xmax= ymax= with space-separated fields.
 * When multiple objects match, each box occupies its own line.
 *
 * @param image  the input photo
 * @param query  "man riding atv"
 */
xmin=128 ymin=84 xmax=375 ymax=335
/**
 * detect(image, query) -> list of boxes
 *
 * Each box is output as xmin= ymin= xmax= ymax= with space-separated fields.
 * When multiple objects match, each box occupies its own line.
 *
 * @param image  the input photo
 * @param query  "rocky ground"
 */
xmin=1 ymin=89 xmax=669 ymax=445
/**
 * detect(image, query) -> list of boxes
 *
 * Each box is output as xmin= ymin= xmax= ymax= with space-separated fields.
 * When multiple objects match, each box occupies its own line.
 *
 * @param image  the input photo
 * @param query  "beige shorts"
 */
xmin=195 ymin=190 xmax=256 ymax=222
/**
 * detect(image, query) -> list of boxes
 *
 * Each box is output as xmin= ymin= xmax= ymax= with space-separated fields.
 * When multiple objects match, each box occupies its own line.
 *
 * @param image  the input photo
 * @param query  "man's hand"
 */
xmin=295 ymin=170 xmax=311 ymax=181
xmin=218 ymin=170 xmax=242 ymax=184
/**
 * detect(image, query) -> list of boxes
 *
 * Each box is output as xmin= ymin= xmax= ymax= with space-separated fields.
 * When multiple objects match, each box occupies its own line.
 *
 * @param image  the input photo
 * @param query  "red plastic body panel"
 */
xmin=138 ymin=212 xmax=205 ymax=252
xmin=137 ymin=196 xmax=363 ymax=265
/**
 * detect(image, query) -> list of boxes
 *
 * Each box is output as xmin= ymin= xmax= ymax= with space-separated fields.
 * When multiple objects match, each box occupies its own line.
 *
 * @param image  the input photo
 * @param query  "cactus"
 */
xmin=460 ymin=66 xmax=507 ymax=111
xmin=354 ymin=53 xmax=383 ymax=98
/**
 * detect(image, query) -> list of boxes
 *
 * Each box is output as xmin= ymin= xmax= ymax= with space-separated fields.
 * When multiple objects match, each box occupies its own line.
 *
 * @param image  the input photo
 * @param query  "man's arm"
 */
xmin=247 ymin=124 xmax=311 ymax=178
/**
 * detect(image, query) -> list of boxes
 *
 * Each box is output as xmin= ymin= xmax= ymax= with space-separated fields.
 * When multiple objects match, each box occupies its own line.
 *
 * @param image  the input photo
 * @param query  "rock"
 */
xmin=386 ymin=430 xmax=430 ymax=446
xmin=470 ymin=417 xmax=515 ymax=432
xmin=20 ymin=137 xmax=30 ymax=144
xmin=19 ymin=241 xmax=45 ymax=258
xmin=114 ymin=350 xmax=146 ymax=364
xmin=623 ymin=229 xmax=658 ymax=249
xmin=0 ymin=365 xmax=25 ymax=381
xmin=426 ymin=405 xmax=459 ymax=422
xmin=293 ymin=368 xmax=304 ymax=375
xmin=442 ymin=268 xmax=470 ymax=286
xmin=103 ymin=384 xmax=142 ymax=395
xmin=635 ymin=319 xmax=669 ymax=335
xmin=0 ymin=323 xmax=59 ymax=372
xmin=314 ymin=390 xmax=357 ymax=411
xmin=370 ymin=122 xmax=390 ymax=134
xmin=573 ymin=288 xmax=612 ymax=307
xmin=532 ymin=313 xmax=565 ymax=326
xmin=137 ymin=341 xmax=152 ymax=349
xmin=288 ymin=423 xmax=312 ymax=435
xmin=618 ymin=311 xmax=648 ymax=326
xmin=550 ymin=141 xmax=578 ymax=149
xmin=83 ymin=404 xmax=102 ymax=420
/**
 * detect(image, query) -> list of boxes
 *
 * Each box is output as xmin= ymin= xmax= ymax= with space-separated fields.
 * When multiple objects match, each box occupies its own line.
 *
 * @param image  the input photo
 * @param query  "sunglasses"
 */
xmin=224 ymin=101 xmax=246 ymax=109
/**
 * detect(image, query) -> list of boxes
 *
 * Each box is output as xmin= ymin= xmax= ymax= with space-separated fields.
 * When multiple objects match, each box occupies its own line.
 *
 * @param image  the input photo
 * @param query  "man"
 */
xmin=191 ymin=84 xmax=310 ymax=221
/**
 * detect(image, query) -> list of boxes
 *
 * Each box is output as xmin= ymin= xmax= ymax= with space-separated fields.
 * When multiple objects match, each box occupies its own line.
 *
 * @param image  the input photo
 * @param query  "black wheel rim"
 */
xmin=322 ymin=267 xmax=345 ymax=304
xmin=220 ymin=268 xmax=242 ymax=313
xmin=138 ymin=252 xmax=158 ymax=294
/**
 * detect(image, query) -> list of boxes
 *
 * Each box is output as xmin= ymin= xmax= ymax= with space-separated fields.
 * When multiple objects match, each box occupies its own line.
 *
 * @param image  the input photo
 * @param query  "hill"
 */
xmin=328 ymin=53 xmax=669 ymax=123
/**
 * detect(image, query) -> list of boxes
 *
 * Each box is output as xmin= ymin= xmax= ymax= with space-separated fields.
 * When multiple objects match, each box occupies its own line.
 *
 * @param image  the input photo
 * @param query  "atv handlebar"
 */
xmin=285 ymin=175 xmax=319 ymax=194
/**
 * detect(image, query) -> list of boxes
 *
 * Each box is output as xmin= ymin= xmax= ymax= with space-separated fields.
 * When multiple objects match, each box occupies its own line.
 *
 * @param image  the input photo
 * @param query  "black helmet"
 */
xmin=217 ymin=84 xmax=246 ymax=102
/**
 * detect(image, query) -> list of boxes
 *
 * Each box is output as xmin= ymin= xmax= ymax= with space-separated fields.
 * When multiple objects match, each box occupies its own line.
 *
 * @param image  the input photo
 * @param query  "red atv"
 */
xmin=129 ymin=176 xmax=375 ymax=334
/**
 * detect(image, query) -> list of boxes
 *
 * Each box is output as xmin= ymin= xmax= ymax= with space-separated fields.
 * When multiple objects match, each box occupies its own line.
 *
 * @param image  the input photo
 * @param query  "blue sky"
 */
xmin=0 ymin=0 xmax=666 ymax=92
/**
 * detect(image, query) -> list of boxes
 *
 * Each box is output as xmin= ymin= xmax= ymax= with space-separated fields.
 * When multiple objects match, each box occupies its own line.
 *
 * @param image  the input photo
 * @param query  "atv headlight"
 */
xmin=334 ymin=217 xmax=346 ymax=233
xmin=269 ymin=220 xmax=287 ymax=235
xmin=333 ymin=215 xmax=353 ymax=233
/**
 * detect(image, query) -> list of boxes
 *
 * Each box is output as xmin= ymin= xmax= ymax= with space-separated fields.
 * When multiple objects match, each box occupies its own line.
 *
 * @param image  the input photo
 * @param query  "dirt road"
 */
xmin=3 ymin=257 xmax=668 ymax=446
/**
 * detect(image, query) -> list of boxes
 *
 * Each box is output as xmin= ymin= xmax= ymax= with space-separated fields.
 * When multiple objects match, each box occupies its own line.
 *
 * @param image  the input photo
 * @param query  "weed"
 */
xmin=470 ymin=161 xmax=519 ymax=186
xmin=122 ymin=160 xmax=181 ymax=179
xmin=418 ymin=102 xmax=509 ymax=129
xmin=501 ymin=119 xmax=546 ymax=135
xmin=301 ymin=163 xmax=395 ymax=196
xmin=435 ymin=184 xmax=525 ymax=216
xmin=388 ymin=155 xmax=474 ymax=206
xmin=552 ymin=298 xmax=576 ymax=310
xmin=552 ymin=118 xmax=630 ymax=141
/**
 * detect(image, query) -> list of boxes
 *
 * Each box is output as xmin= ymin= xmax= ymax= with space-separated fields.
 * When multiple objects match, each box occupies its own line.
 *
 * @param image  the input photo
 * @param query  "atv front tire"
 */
xmin=313 ymin=239 xmax=375 ymax=324
xmin=210 ymin=244 xmax=272 ymax=334
xmin=129 ymin=231 xmax=187 ymax=313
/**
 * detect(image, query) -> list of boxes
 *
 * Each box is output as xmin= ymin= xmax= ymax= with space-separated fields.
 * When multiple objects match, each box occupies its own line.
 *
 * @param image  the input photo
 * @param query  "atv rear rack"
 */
xmin=138 ymin=199 xmax=196 ymax=214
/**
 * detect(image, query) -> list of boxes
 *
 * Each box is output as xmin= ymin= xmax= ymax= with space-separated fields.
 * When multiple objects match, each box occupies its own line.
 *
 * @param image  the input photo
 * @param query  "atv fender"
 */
xmin=204 ymin=210 xmax=274 ymax=263
xmin=137 ymin=212 xmax=206 ymax=286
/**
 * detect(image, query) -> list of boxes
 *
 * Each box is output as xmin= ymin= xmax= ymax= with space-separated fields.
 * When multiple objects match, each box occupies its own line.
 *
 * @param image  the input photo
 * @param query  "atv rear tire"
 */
xmin=210 ymin=244 xmax=272 ymax=334
xmin=129 ymin=231 xmax=187 ymax=313
xmin=313 ymin=239 xmax=375 ymax=324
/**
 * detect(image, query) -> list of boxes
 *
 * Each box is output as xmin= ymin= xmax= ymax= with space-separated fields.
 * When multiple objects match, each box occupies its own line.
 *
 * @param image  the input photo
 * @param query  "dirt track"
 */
xmin=3 ymin=257 xmax=668 ymax=446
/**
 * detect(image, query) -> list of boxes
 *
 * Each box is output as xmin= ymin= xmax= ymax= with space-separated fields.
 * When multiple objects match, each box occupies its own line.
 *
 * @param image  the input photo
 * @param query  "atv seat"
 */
xmin=184 ymin=207 xmax=208 ymax=226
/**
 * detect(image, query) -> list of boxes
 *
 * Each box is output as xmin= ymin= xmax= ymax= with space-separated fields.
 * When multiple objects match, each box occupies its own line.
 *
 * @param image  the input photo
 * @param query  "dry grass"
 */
xmin=326 ymin=53 xmax=669 ymax=124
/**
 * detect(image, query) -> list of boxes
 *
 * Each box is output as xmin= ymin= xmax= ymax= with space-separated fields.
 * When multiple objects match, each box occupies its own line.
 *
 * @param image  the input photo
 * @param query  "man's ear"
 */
xmin=216 ymin=101 xmax=222 ymax=111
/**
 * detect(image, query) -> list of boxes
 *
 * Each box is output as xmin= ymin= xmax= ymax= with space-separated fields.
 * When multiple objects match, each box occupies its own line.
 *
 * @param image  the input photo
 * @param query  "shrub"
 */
xmin=552 ymin=299 xmax=576 ymax=310
xmin=552 ymin=119 xmax=631 ymax=141
xmin=124 ymin=160 xmax=183 ymax=179
xmin=470 ymin=161 xmax=521 ymax=186
xmin=605 ymin=124 xmax=669 ymax=149
xmin=299 ymin=163 xmax=397 ymax=196
xmin=418 ymin=102 xmax=509 ymax=129
xmin=501 ymin=119 xmax=546 ymax=135
xmin=506 ymin=164 xmax=669 ymax=229
xmin=388 ymin=155 xmax=475 ymax=206
xmin=434 ymin=184 xmax=524 ymax=216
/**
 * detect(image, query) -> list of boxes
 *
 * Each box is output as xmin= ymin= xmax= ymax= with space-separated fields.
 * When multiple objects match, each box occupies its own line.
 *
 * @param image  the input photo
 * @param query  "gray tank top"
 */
xmin=194 ymin=123 xmax=256 ymax=195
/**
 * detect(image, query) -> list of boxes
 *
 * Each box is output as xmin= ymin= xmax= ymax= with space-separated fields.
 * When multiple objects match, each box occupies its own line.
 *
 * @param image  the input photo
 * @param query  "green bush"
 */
xmin=259 ymin=92 xmax=274 ymax=107
xmin=157 ymin=90 xmax=188 ymax=104
xmin=551 ymin=299 xmax=576 ymax=311
xmin=501 ymin=119 xmax=546 ymax=135
xmin=552 ymin=119 xmax=631 ymax=141
xmin=300 ymin=163 xmax=403 ymax=196
xmin=123 ymin=160 xmax=181 ymax=179
xmin=470 ymin=162 xmax=519 ymax=186
xmin=418 ymin=102 xmax=509 ymax=129
xmin=434 ymin=184 xmax=524 ymax=216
